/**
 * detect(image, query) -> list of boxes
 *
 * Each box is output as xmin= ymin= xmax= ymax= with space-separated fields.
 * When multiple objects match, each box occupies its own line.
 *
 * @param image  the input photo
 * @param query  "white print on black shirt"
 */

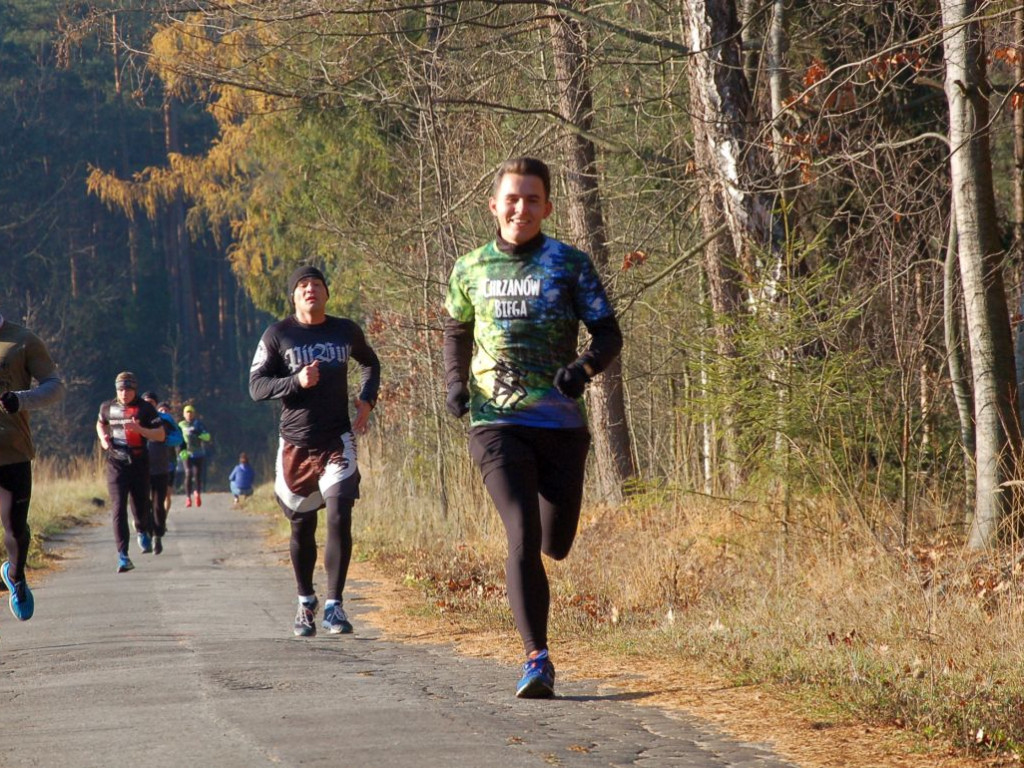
xmin=250 ymin=340 xmax=269 ymax=371
xmin=283 ymin=342 xmax=350 ymax=373
xmin=480 ymin=276 xmax=540 ymax=319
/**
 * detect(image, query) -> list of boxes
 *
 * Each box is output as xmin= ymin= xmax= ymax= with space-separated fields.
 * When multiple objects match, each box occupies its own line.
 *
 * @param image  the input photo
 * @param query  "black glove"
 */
xmin=0 ymin=391 xmax=20 ymax=415
xmin=446 ymin=382 xmax=470 ymax=418
xmin=553 ymin=363 xmax=590 ymax=399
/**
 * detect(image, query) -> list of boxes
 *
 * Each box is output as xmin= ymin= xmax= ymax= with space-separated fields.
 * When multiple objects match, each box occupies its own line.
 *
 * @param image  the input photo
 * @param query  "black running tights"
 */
xmin=107 ymin=463 xmax=153 ymax=555
xmin=150 ymin=472 xmax=169 ymax=536
xmin=469 ymin=427 xmax=590 ymax=655
xmin=185 ymin=456 xmax=204 ymax=495
xmin=289 ymin=496 xmax=354 ymax=601
xmin=0 ymin=462 xmax=32 ymax=582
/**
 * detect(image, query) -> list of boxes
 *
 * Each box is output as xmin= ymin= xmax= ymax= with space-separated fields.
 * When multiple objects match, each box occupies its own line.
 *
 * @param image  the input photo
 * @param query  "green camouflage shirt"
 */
xmin=445 ymin=236 xmax=613 ymax=428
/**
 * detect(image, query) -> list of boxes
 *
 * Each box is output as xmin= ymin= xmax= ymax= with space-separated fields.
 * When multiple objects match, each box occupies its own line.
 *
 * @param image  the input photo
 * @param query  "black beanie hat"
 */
xmin=287 ymin=266 xmax=329 ymax=299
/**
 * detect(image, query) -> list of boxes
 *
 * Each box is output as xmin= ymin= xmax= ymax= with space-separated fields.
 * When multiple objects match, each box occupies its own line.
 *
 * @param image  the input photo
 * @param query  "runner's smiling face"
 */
xmin=489 ymin=173 xmax=552 ymax=246
xmin=293 ymin=277 xmax=328 ymax=321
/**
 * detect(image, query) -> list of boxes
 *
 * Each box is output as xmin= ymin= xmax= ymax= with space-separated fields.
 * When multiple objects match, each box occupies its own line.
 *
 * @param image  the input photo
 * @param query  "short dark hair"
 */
xmin=492 ymin=157 xmax=551 ymax=200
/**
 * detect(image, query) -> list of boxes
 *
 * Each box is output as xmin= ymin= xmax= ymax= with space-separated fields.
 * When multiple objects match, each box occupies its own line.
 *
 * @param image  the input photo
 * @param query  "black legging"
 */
xmin=469 ymin=426 xmax=590 ymax=655
xmin=185 ymin=456 xmax=205 ymax=496
xmin=0 ymin=462 xmax=32 ymax=582
xmin=288 ymin=496 xmax=353 ymax=600
xmin=150 ymin=472 xmax=169 ymax=536
xmin=106 ymin=460 xmax=153 ymax=555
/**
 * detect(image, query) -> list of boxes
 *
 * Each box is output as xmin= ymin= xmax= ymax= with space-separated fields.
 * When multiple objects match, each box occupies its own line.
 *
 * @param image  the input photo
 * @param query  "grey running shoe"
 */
xmin=293 ymin=597 xmax=318 ymax=637
xmin=322 ymin=602 xmax=353 ymax=634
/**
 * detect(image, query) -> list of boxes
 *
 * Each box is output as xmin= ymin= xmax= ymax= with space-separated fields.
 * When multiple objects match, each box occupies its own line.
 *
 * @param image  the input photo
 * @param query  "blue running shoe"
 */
xmin=117 ymin=554 xmax=135 ymax=573
xmin=516 ymin=649 xmax=556 ymax=699
xmin=322 ymin=601 xmax=353 ymax=634
xmin=1 ymin=561 xmax=34 ymax=621
xmin=138 ymin=532 xmax=153 ymax=553
xmin=293 ymin=597 xmax=318 ymax=637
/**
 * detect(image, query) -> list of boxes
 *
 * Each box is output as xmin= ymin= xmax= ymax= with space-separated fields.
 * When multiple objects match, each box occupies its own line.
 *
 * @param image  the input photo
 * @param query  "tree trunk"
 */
xmin=113 ymin=13 xmax=140 ymax=299
xmin=1013 ymin=7 xmax=1024 ymax=419
xmin=163 ymin=96 xmax=198 ymax=393
xmin=941 ymin=0 xmax=1021 ymax=547
xmin=692 ymin=116 xmax=745 ymax=492
xmin=548 ymin=1 xmax=637 ymax=501
xmin=943 ymin=208 xmax=976 ymax=522
xmin=684 ymin=0 xmax=792 ymax=491
xmin=419 ymin=6 xmax=461 ymax=521
xmin=682 ymin=0 xmax=782 ymax=296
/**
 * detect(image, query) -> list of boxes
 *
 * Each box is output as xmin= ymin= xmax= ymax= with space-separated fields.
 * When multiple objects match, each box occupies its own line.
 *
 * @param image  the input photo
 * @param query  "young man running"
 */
xmin=249 ymin=265 xmax=380 ymax=637
xmin=0 ymin=312 xmax=65 ymax=623
xmin=96 ymin=372 xmax=166 ymax=572
xmin=443 ymin=157 xmax=622 ymax=698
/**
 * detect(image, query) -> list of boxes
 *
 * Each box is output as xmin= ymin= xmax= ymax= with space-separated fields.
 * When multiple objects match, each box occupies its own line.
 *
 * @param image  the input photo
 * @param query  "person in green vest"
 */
xmin=178 ymin=404 xmax=211 ymax=507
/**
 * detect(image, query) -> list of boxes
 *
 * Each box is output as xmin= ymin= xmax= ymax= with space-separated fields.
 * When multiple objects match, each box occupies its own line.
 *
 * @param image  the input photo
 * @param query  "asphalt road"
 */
xmin=0 ymin=492 xmax=796 ymax=768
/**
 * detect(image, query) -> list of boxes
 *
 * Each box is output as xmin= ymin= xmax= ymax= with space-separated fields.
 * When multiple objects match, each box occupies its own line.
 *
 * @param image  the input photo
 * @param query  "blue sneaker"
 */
xmin=293 ymin=597 xmax=318 ymax=637
xmin=516 ymin=649 xmax=555 ymax=699
xmin=138 ymin=532 xmax=153 ymax=553
xmin=322 ymin=601 xmax=353 ymax=634
xmin=1 ymin=561 xmax=34 ymax=621
xmin=117 ymin=554 xmax=135 ymax=573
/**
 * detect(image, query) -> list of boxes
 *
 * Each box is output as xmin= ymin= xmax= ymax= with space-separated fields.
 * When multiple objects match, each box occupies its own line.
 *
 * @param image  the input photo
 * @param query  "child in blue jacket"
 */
xmin=229 ymin=453 xmax=255 ymax=506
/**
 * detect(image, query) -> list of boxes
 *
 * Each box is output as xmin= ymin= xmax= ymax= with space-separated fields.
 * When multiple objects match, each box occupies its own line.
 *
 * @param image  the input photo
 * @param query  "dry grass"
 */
xmin=0 ymin=457 xmax=107 ymax=570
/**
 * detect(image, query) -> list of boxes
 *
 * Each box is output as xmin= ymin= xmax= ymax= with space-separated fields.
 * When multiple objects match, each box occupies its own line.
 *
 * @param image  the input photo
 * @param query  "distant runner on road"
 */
xmin=142 ymin=392 xmax=182 ymax=555
xmin=179 ymin=404 xmax=211 ymax=508
xmin=443 ymin=157 xmax=622 ymax=699
xmin=96 ymin=372 xmax=166 ymax=573
xmin=249 ymin=265 xmax=380 ymax=638
xmin=0 ymin=312 xmax=65 ymax=623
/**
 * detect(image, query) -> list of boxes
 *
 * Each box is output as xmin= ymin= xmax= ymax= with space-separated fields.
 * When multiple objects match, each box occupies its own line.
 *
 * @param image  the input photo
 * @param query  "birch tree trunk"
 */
xmin=941 ymin=0 xmax=1021 ymax=547
xmin=692 ymin=112 xmax=745 ymax=491
xmin=548 ymin=1 xmax=637 ymax=501
xmin=943 ymin=210 xmax=976 ymax=520
xmin=682 ymin=0 xmax=782 ymax=299
xmin=683 ymin=0 xmax=790 ymax=491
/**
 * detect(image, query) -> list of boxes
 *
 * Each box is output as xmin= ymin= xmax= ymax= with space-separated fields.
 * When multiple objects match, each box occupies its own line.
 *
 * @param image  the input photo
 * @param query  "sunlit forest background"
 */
xmin=4 ymin=0 xmax=1024 ymax=541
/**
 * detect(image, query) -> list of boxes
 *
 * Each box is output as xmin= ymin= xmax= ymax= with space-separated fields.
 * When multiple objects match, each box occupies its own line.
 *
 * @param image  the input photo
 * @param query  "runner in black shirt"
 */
xmin=250 ymin=265 xmax=380 ymax=637
xmin=96 ymin=372 xmax=166 ymax=573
